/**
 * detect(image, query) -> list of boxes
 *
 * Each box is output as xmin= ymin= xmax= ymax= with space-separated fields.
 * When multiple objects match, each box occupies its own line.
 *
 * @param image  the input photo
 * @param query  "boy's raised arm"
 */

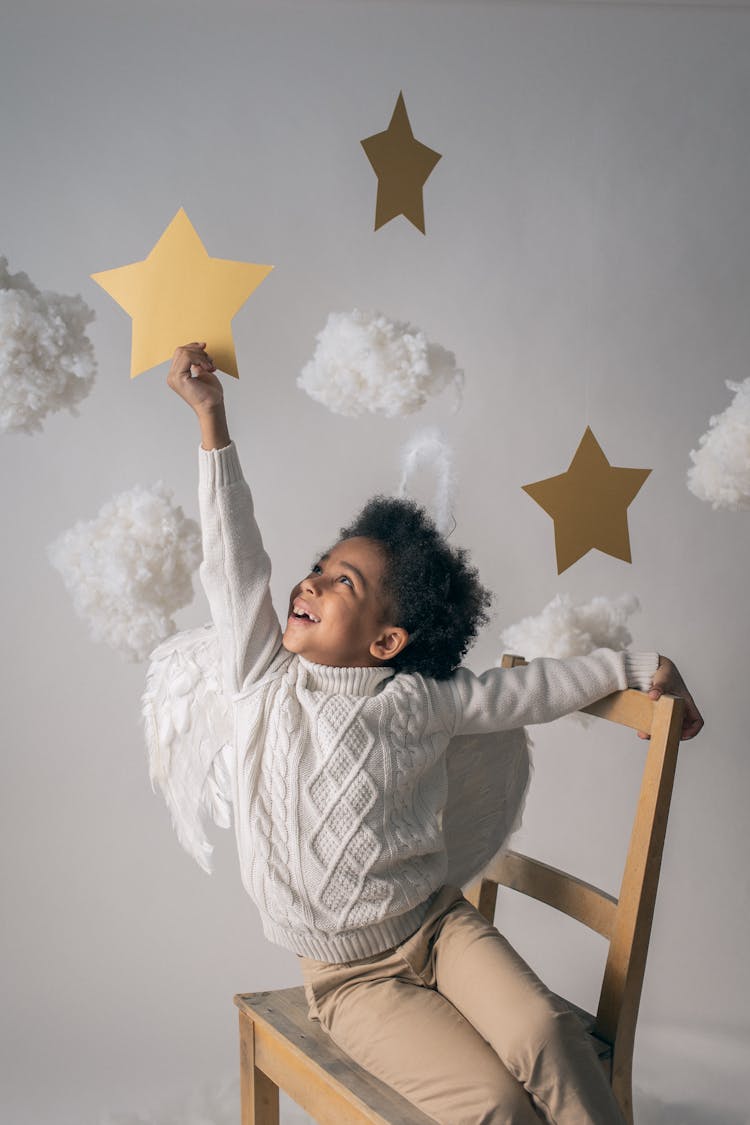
xmin=168 ymin=343 xmax=284 ymax=695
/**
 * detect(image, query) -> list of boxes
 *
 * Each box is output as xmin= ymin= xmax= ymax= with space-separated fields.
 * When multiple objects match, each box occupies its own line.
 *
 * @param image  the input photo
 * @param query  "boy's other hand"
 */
xmin=638 ymin=655 xmax=704 ymax=741
xmin=167 ymin=342 xmax=223 ymax=414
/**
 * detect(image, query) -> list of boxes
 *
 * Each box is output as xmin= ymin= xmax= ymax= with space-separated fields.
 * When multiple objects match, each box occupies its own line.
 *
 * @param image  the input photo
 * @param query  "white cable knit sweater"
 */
xmin=199 ymin=441 xmax=659 ymax=963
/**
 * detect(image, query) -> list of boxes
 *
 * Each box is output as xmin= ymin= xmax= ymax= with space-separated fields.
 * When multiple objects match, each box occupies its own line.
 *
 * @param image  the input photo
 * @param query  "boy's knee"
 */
xmin=521 ymin=998 xmax=595 ymax=1084
xmin=513 ymin=995 xmax=586 ymax=1061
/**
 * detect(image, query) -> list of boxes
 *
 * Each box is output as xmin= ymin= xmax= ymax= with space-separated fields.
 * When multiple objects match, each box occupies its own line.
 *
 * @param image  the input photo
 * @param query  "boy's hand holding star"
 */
xmin=168 ymin=343 xmax=230 ymax=450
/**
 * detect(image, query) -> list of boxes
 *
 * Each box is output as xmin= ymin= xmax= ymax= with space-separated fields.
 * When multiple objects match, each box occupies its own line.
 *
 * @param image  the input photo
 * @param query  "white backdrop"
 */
xmin=1 ymin=1 xmax=749 ymax=1122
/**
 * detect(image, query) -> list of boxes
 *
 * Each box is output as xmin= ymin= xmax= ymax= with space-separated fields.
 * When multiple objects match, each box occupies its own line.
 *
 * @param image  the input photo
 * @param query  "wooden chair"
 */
xmin=234 ymin=654 xmax=685 ymax=1125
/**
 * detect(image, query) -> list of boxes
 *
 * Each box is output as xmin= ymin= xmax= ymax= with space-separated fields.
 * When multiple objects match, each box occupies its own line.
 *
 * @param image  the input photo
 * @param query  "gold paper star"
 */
xmin=361 ymin=92 xmax=442 ymax=234
xmin=91 ymin=208 xmax=273 ymax=379
xmin=522 ymin=427 xmax=651 ymax=574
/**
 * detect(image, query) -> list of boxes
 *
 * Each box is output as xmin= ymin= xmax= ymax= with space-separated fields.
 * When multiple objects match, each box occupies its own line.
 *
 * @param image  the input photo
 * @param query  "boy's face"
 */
xmin=282 ymin=536 xmax=408 ymax=668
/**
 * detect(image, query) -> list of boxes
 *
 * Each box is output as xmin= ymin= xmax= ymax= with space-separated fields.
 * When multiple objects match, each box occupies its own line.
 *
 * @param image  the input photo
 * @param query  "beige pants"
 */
xmin=298 ymin=884 xmax=626 ymax=1125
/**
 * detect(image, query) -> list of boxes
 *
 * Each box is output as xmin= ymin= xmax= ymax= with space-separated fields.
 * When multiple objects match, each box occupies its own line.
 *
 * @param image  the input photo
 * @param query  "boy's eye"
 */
xmin=308 ymin=563 xmax=353 ymax=589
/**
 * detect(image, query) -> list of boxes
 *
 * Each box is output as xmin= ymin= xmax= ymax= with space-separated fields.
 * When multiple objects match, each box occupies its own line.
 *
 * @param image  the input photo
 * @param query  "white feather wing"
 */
xmin=444 ymin=728 xmax=532 ymax=890
xmin=142 ymin=624 xmax=234 ymax=874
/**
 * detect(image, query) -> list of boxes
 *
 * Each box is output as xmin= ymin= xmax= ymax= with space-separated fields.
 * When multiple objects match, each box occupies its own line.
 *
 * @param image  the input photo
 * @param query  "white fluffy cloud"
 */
xmin=0 ymin=256 xmax=96 ymax=434
xmin=499 ymin=592 xmax=640 ymax=662
xmin=687 ymin=377 xmax=750 ymax=510
xmin=297 ymin=309 xmax=462 ymax=418
xmin=48 ymin=483 xmax=201 ymax=662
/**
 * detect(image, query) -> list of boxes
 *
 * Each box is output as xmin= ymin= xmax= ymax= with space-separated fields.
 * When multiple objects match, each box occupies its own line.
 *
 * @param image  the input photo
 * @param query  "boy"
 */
xmin=168 ymin=342 xmax=702 ymax=1125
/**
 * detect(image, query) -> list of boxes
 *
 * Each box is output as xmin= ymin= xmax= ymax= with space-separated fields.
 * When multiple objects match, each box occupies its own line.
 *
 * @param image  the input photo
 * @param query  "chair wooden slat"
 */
xmin=474 ymin=850 xmax=618 ymax=938
xmin=580 ymin=689 xmax=654 ymax=733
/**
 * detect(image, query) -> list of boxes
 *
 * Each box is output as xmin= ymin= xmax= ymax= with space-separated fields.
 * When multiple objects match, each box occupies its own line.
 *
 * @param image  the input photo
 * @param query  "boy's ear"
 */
xmin=370 ymin=626 xmax=409 ymax=662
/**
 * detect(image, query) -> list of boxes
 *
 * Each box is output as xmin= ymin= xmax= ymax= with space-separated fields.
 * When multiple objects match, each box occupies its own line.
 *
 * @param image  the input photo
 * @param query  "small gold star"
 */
xmin=91 ymin=208 xmax=273 ymax=379
xmin=522 ymin=427 xmax=652 ymax=574
xmin=361 ymin=92 xmax=442 ymax=234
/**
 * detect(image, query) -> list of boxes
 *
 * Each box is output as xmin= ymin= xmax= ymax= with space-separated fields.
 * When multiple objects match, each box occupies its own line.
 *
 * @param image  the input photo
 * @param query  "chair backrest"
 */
xmin=474 ymin=654 xmax=684 ymax=1101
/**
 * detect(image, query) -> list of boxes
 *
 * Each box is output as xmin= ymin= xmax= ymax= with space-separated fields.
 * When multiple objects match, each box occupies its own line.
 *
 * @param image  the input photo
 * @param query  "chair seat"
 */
xmin=236 ymin=987 xmax=436 ymax=1124
xmin=235 ymin=986 xmax=612 ymax=1125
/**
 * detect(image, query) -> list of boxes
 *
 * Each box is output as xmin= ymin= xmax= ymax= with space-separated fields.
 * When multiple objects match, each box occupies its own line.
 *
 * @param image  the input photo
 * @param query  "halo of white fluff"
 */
xmin=397 ymin=428 xmax=456 ymax=536
xmin=687 ymin=377 xmax=750 ymax=510
xmin=499 ymin=592 xmax=640 ymax=662
xmin=0 ymin=256 xmax=96 ymax=435
xmin=48 ymin=483 xmax=201 ymax=662
xmin=297 ymin=309 xmax=463 ymax=418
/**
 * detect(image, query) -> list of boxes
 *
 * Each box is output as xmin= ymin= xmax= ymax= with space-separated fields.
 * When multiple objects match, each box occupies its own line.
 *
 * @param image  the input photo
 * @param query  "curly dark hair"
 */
xmin=338 ymin=496 xmax=492 ymax=680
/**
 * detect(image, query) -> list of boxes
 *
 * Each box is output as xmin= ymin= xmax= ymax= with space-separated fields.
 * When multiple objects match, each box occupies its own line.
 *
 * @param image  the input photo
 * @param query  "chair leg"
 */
xmin=611 ymin=1063 xmax=634 ymax=1125
xmin=239 ymin=1010 xmax=280 ymax=1125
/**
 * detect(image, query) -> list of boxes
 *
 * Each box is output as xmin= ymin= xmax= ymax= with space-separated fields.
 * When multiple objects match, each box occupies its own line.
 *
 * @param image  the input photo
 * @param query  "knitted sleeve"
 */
xmin=198 ymin=441 xmax=284 ymax=695
xmin=446 ymin=649 xmax=660 ymax=736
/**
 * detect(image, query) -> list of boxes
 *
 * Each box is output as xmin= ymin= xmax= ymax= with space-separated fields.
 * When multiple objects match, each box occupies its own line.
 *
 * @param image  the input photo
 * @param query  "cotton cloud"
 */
xmin=48 ymin=483 xmax=201 ymax=662
xmin=0 ymin=256 xmax=96 ymax=434
xmin=687 ymin=377 xmax=750 ymax=510
xmin=298 ymin=309 xmax=462 ymax=418
xmin=499 ymin=592 xmax=640 ymax=662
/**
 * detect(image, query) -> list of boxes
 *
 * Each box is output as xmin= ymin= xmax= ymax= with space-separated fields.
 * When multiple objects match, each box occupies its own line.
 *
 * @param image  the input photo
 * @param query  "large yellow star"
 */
xmin=91 ymin=208 xmax=273 ymax=379
xmin=361 ymin=92 xmax=442 ymax=234
xmin=522 ymin=427 xmax=652 ymax=574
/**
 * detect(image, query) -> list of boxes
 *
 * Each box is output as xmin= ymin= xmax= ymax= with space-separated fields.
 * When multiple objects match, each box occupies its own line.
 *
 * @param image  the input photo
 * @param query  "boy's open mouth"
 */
xmin=289 ymin=599 xmax=321 ymax=625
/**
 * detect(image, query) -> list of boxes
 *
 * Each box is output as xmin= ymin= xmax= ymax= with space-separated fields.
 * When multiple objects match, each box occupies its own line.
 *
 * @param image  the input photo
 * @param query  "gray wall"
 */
xmin=1 ymin=1 xmax=748 ymax=1121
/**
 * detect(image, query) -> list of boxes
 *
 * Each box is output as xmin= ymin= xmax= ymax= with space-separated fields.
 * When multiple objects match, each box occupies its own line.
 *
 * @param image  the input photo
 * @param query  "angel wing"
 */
xmin=142 ymin=624 xmax=532 ymax=887
xmin=443 ymin=727 xmax=532 ymax=889
xmin=142 ymin=624 xmax=234 ymax=874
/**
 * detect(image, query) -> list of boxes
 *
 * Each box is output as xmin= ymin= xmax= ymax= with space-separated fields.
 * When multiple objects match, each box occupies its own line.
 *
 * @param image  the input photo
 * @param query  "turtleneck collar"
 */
xmin=297 ymin=656 xmax=395 ymax=696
